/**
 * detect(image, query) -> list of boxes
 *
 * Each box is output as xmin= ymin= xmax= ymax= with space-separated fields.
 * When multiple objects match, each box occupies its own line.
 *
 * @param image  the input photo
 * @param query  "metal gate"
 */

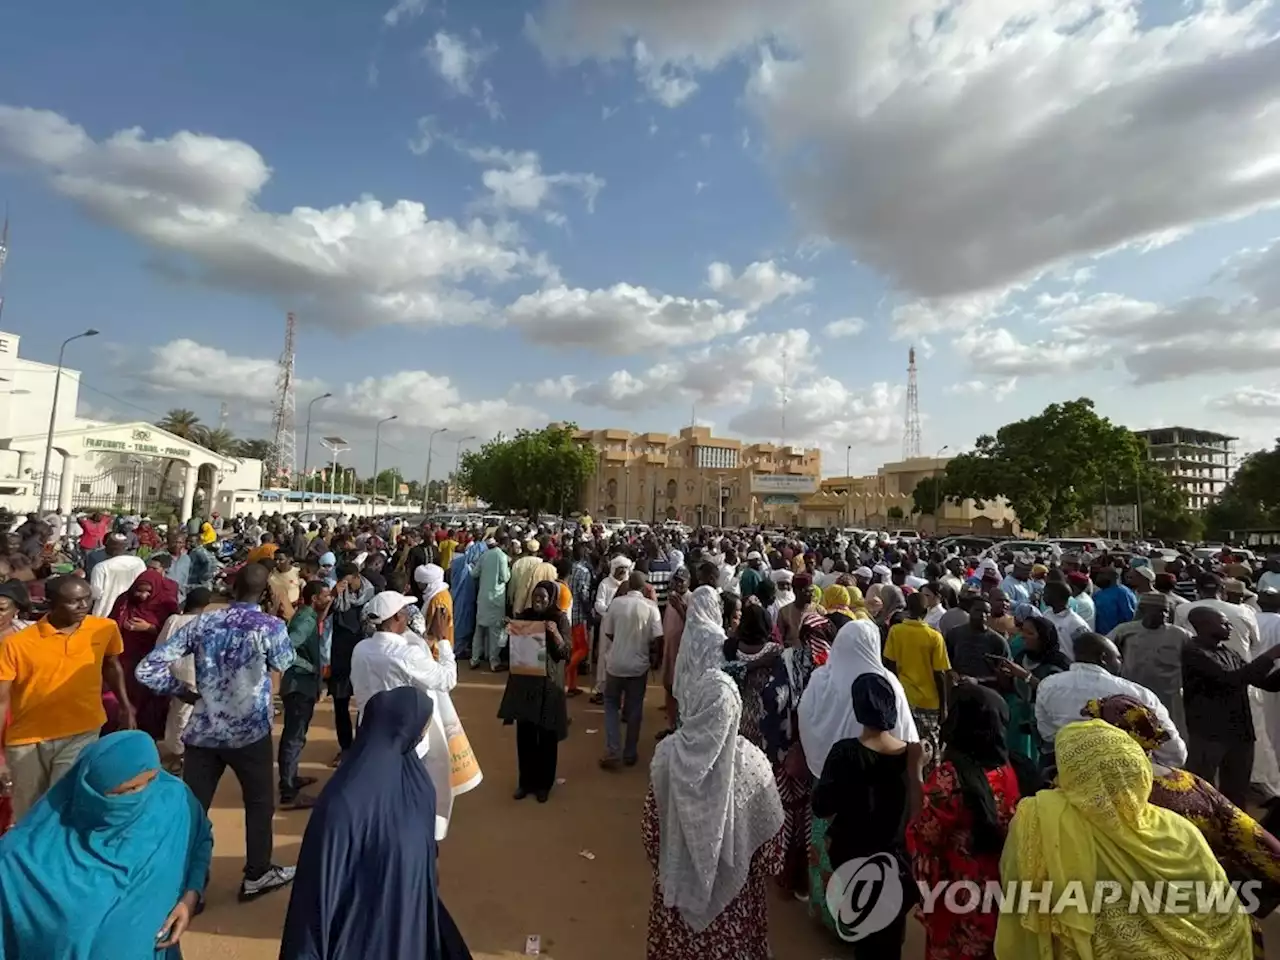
xmin=34 ymin=460 xmax=181 ymax=515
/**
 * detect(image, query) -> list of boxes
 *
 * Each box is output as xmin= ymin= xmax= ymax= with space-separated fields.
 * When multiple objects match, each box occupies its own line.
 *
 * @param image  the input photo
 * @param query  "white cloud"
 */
xmin=1207 ymin=386 xmax=1280 ymax=418
xmin=383 ymin=0 xmax=427 ymax=27
xmin=521 ymin=328 xmax=816 ymax=412
xmin=0 ymin=106 xmax=551 ymax=331
xmin=414 ymin=122 xmax=604 ymax=220
xmin=424 ymin=32 xmax=502 ymax=118
xmin=953 ymin=326 xmax=1106 ymax=379
xmin=706 ymin=259 xmax=812 ymax=310
xmin=633 ymin=40 xmax=699 ymax=107
xmin=824 ymin=318 xmax=865 ymax=338
xmin=145 ymin=339 xmax=539 ymax=439
xmin=505 ymin=283 xmax=749 ymax=354
xmin=530 ymin=0 xmax=1280 ymax=298
xmin=727 ymin=378 xmax=904 ymax=452
xmin=946 ymin=378 xmax=1018 ymax=403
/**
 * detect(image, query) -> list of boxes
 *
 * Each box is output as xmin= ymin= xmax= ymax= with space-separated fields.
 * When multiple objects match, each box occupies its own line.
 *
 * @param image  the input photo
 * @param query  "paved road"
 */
xmin=178 ymin=673 xmax=906 ymax=960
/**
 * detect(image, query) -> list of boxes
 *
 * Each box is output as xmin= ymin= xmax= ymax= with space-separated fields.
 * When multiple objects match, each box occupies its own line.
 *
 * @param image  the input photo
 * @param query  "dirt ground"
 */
xmin=179 ymin=673 xmax=917 ymax=960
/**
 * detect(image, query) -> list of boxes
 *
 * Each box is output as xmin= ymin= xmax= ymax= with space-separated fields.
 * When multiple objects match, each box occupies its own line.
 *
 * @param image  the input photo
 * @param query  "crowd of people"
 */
xmin=0 ymin=506 xmax=1279 ymax=959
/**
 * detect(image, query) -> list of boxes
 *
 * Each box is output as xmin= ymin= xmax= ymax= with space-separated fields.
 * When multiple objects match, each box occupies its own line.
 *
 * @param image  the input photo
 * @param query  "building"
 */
xmin=1133 ymin=427 xmax=1234 ymax=511
xmin=0 ymin=329 xmax=264 ymax=519
xmin=562 ymin=424 xmax=822 ymax=527
xmin=801 ymin=456 xmax=1021 ymax=535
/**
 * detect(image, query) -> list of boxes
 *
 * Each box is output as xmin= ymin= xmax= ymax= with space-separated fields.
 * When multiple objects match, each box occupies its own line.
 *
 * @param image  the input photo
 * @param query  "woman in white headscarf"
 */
xmin=672 ymin=586 xmax=727 ymax=706
xmin=643 ymin=669 xmax=785 ymax=960
xmin=797 ymin=619 xmax=923 ymax=931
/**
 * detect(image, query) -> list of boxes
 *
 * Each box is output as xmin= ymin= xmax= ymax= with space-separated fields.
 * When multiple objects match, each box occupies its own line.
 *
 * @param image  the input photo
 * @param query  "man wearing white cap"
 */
xmin=739 ymin=551 xmax=765 ymax=599
xmin=89 ymin=533 xmax=147 ymax=617
xmin=352 ymin=591 xmax=458 ymax=711
xmin=592 ymin=555 xmax=634 ymax=702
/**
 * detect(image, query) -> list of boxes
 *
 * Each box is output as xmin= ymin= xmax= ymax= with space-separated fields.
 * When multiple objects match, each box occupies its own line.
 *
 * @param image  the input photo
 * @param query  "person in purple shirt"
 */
xmin=1091 ymin=566 xmax=1137 ymax=637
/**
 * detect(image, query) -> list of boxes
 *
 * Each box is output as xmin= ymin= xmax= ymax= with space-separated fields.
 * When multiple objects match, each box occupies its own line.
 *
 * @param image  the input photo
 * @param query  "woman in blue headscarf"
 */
xmin=279 ymin=686 xmax=472 ymax=960
xmin=0 ymin=731 xmax=212 ymax=959
xmin=449 ymin=538 xmax=487 ymax=661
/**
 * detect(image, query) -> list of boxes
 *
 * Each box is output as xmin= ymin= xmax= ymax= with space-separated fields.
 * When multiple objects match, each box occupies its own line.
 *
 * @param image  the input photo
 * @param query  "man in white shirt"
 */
xmin=592 ymin=555 xmax=634 ymax=698
xmin=939 ymin=558 xmax=965 ymax=598
xmin=352 ymin=591 xmax=457 ymax=714
xmin=1041 ymin=582 xmax=1090 ymax=660
xmin=599 ymin=571 xmax=663 ymax=769
xmin=1259 ymin=557 xmax=1280 ymax=595
xmin=89 ymin=533 xmax=146 ymax=617
xmin=1036 ymin=631 xmax=1187 ymax=768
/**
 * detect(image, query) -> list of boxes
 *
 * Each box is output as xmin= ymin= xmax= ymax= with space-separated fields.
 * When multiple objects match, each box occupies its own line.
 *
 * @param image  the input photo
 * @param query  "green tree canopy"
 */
xmin=911 ymin=476 xmax=946 ymax=516
xmin=1205 ymin=443 xmax=1280 ymax=536
xmin=941 ymin=398 xmax=1195 ymax=536
xmin=457 ymin=425 xmax=596 ymax=516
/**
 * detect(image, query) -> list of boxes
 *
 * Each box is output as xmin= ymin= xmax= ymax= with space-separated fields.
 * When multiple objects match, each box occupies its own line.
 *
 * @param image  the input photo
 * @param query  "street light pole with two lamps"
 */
xmin=301 ymin=392 xmax=332 ymax=502
xmin=422 ymin=428 xmax=447 ymax=512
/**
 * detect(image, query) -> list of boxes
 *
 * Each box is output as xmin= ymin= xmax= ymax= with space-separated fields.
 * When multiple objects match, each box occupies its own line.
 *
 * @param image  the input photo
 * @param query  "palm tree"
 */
xmin=156 ymin=409 xmax=203 ymax=501
xmin=234 ymin=438 xmax=274 ymax=461
xmin=194 ymin=427 xmax=237 ymax=456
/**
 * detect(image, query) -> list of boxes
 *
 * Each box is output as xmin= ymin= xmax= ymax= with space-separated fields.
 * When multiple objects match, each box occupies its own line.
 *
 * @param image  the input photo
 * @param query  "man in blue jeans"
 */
xmin=599 ymin=571 xmax=664 ymax=769
xmin=278 ymin=579 xmax=331 ymax=809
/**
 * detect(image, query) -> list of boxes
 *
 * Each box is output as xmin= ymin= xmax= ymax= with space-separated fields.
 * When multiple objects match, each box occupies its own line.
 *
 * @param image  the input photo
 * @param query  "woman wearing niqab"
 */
xmin=279 ymin=686 xmax=471 ymax=960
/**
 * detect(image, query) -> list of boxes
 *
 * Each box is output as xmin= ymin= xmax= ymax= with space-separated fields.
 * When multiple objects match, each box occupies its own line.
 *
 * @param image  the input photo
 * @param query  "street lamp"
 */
xmin=422 ymin=428 xmax=447 ymax=512
xmin=38 ymin=329 xmax=98 ymax=512
xmin=373 ymin=415 xmax=398 ymax=512
xmin=933 ymin=444 xmax=950 ymax=530
xmin=845 ymin=444 xmax=852 ymax=528
xmin=453 ymin=435 xmax=475 ymax=506
xmin=301 ymin=392 xmax=332 ymax=501
xmin=320 ymin=436 xmax=349 ymax=504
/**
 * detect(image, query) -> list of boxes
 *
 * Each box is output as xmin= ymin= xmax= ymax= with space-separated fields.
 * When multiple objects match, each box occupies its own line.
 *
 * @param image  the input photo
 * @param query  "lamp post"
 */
xmin=38 ymin=329 xmax=98 ymax=512
xmin=453 ymin=435 xmax=475 ymax=507
xmin=845 ymin=444 xmax=852 ymax=528
xmin=301 ymin=392 xmax=332 ymax=501
xmin=320 ymin=437 xmax=349 ymax=505
xmin=933 ymin=444 xmax=950 ymax=533
xmin=422 ymin=428 xmax=447 ymax=512
xmin=373 ymin=415 xmax=398 ymax=514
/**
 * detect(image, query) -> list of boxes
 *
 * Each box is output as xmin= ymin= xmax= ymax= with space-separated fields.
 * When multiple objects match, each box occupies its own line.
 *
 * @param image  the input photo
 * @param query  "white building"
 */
xmin=0 ymin=330 xmax=256 ymax=520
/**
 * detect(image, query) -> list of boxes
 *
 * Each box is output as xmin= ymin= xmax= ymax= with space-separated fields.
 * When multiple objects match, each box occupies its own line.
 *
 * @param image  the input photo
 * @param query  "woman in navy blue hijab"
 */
xmin=279 ymin=686 xmax=471 ymax=960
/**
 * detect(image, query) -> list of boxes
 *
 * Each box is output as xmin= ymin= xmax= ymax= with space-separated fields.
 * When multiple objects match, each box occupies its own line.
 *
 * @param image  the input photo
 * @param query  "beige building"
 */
xmin=561 ymin=424 xmax=822 ymax=527
xmin=799 ymin=456 xmax=1022 ymax=535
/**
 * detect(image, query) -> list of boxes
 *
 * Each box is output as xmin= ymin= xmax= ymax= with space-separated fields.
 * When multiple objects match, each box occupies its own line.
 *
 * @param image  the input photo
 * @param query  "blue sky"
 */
xmin=1 ymin=0 xmax=1279 ymax=481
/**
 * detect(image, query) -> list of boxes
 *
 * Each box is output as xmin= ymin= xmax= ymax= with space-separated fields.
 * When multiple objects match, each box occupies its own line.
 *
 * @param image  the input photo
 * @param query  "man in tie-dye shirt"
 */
xmin=138 ymin=563 xmax=297 ymax=902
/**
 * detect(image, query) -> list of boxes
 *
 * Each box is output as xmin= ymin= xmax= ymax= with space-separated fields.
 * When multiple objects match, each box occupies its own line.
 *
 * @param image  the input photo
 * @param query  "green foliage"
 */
xmin=1205 ymin=444 xmax=1280 ymax=536
xmin=886 ymin=505 xmax=905 ymax=521
xmin=234 ymin=438 xmax=275 ymax=462
xmin=457 ymin=425 xmax=596 ymax=516
xmin=911 ymin=476 xmax=946 ymax=516
xmin=942 ymin=398 xmax=1192 ymax=536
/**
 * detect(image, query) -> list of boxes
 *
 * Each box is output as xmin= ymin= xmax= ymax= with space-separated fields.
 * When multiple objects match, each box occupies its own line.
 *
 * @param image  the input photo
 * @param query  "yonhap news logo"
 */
xmin=825 ymin=856 xmax=1264 ymax=944
xmin=825 ymin=854 xmax=905 ymax=942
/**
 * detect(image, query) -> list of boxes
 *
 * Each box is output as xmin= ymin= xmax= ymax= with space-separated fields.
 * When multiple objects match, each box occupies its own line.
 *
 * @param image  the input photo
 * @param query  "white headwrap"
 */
xmin=414 ymin=563 xmax=448 ymax=606
xmin=651 ymin=670 xmax=784 ymax=933
xmin=672 ymin=586 xmax=727 ymax=704
xmin=797 ymin=619 xmax=918 ymax=776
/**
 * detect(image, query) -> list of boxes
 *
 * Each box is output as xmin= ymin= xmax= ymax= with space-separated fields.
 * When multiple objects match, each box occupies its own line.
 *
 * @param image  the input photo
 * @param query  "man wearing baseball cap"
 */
xmin=351 ymin=591 xmax=458 ymax=714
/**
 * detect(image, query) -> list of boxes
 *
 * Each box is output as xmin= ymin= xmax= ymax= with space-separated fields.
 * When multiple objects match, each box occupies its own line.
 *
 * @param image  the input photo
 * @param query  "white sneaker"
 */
xmin=238 ymin=864 xmax=296 ymax=902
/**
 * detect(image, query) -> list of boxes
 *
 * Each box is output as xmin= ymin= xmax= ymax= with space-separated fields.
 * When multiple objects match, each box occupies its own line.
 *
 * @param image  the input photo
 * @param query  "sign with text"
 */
xmin=84 ymin=436 xmax=192 ymax=458
xmin=750 ymin=473 xmax=819 ymax=495
xmin=508 ymin=620 xmax=548 ymax=677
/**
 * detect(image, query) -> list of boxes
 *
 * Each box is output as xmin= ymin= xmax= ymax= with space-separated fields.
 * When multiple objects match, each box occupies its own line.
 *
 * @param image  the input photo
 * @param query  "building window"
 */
xmin=666 ymin=479 xmax=677 ymax=500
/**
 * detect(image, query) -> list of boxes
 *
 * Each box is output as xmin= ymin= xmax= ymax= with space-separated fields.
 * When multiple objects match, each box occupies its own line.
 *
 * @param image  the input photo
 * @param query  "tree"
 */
xmin=1205 ymin=443 xmax=1280 ymax=536
xmin=943 ymin=398 xmax=1161 ymax=536
xmin=234 ymin=438 xmax=275 ymax=462
xmin=194 ymin=427 xmax=237 ymax=456
xmin=886 ymin=505 xmax=905 ymax=521
xmin=156 ymin=409 xmax=203 ymax=500
xmin=911 ymin=476 xmax=947 ymax=516
xmin=457 ymin=424 xmax=597 ymax=516
xmin=426 ymin=479 xmax=449 ymax=504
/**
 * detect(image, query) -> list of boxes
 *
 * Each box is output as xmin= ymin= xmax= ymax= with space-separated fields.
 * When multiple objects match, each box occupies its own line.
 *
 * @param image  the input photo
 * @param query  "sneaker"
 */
xmin=281 ymin=793 xmax=317 ymax=810
xmin=238 ymin=865 xmax=296 ymax=902
xmin=598 ymin=756 xmax=621 ymax=771
xmin=293 ymin=776 xmax=318 ymax=789
xmin=470 ymin=660 xmax=483 ymax=670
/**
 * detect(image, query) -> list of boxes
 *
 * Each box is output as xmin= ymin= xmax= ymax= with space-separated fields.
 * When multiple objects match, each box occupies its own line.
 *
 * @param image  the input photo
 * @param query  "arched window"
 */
xmin=666 ymin=479 xmax=677 ymax=501
xmin=606 ymin=478 xmax=618 ymax=500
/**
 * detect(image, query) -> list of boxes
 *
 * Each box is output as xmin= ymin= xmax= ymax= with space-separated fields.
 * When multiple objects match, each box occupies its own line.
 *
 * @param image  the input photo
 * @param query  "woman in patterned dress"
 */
xmin=643 ymin=670 xmax=785 ymax=960
xmin=723 ymin=605 xmax=784 ymax=748
xmin=906 ymin=683 xmax=1021 ymax=960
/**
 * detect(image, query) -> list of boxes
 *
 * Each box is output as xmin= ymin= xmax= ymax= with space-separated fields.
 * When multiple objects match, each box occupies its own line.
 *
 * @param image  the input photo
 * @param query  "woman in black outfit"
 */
xmin=497 ymin=581 xmax=569 ymax=803
xmin=812 ymin=673 xmax=918 ymax=960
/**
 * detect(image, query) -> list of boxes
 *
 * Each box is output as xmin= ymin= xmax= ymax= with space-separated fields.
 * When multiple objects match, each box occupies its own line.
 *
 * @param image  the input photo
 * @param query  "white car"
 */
xmin=982 ymin=540 xmax=1062 ymax=560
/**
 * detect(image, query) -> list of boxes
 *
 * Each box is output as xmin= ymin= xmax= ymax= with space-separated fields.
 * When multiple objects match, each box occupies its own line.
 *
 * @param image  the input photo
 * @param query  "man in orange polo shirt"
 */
xmin=0 ymin=576 xmax=135 ymax=819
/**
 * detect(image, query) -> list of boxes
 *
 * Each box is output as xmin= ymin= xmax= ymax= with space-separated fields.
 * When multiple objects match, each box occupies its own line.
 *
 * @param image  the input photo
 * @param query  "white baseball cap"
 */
xmin=364 ymin=591 xmax=418 ymax=624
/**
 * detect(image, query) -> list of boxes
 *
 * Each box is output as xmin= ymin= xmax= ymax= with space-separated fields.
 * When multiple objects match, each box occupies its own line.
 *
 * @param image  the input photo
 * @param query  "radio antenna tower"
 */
xmin=902 ymin=346 xmax=922 ymax=459
xmin=269 ymin=312 xmax=298 ymax=485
